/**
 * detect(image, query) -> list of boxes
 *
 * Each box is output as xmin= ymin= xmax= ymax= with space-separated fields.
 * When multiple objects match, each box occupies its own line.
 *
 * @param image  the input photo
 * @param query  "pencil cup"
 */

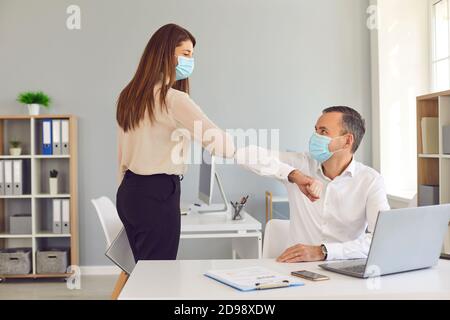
xmin=230 ymin=202 xmax=246 ymax=221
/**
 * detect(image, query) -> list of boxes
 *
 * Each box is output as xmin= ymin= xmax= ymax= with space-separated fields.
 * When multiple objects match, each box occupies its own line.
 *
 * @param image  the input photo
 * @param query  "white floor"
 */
xmin=0 ymin=275 xmax=117 ymax=300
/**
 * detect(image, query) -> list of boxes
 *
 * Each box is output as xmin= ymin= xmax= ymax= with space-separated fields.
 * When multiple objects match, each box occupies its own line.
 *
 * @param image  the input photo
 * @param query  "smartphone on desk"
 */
xmin=291 ymin=270 xmax=329 ymax=281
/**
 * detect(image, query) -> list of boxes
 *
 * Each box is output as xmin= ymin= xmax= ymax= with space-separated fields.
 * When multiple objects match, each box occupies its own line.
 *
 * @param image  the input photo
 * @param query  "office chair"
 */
xmin=91 ymin=196 xmax=129 ymax=300
xmin=262 ymin=219 xmax=290 ymax=259
xmin=408 ymin=194 xmax=418 ymax=208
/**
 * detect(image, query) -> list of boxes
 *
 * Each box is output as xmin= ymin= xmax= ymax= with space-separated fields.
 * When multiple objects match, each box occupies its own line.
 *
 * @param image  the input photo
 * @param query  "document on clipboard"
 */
xmin=205 ymin=266 xmax=304 ymax=291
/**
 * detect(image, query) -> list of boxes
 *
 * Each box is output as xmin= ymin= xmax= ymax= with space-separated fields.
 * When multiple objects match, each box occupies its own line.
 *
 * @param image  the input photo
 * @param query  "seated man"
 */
xmin=236 ymin=106 xmax=390 ymax=263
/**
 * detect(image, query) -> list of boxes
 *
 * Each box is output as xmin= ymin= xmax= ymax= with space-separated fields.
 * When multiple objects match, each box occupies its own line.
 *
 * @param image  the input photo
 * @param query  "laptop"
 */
xmin=319 ymin=204 xmax=450 ymax=278
xmin=105 ymin=227 xmax=136 ymax=275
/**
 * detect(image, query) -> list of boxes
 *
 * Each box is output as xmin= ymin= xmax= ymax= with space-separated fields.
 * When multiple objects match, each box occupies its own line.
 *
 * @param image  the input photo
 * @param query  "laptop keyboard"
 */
xmin=340 ymin=264 xmax=366 ymax=274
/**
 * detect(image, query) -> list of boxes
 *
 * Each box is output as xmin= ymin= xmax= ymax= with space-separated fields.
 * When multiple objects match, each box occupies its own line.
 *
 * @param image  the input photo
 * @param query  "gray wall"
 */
xmin=0 ymin=0 xmax=371 ymax=265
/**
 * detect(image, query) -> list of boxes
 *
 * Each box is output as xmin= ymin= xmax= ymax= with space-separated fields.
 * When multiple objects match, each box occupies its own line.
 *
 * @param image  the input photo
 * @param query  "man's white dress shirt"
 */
xmin=236 ymin=146 xmax=390 ymax=260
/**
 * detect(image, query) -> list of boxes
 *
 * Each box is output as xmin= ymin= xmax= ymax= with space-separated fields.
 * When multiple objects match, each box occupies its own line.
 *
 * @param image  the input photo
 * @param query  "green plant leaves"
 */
xmin=17 ymin=91 xmax=51 ymax=107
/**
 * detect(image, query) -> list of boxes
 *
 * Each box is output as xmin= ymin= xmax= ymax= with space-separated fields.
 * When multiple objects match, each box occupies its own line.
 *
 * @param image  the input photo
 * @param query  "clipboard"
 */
xmin=204 ymin=266 xmax=304 ymax=292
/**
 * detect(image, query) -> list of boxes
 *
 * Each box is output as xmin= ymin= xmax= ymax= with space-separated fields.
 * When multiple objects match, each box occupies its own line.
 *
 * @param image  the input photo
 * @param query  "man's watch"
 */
xmin=320 ymin=244 xmax=328 ymax=261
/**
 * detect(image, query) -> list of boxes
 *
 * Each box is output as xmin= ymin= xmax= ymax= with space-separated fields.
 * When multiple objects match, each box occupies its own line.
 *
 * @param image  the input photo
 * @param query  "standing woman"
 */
xmin=116 ymin=24 xmax=235 ymax=262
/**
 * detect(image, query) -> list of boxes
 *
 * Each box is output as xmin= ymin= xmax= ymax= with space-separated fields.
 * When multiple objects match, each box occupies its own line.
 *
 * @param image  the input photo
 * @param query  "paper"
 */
xmin=205 ymin=266 xmax=303 ymax=291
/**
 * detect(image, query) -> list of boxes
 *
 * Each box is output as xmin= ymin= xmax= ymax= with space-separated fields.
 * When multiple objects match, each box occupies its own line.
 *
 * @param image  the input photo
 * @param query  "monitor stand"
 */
xmin=441 ymin=253 xmax=450 ymax=260
xmin=197 ymin=172 xmax=230 ymax=214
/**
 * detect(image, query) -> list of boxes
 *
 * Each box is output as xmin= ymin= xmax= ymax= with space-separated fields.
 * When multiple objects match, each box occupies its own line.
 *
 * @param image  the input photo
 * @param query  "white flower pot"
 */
xmin=27 ymin=104 xmax=40 ymax=115
xmin=49 ymin=178 xmax=58 ymax=195
xmin=9 ymin=148 xmax=22 ymax=156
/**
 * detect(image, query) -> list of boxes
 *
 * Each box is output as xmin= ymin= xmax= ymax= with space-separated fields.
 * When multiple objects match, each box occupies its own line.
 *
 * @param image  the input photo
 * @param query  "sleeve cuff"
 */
xmin=276 ymin=162 xmax=296 ymax=182
xmin=323 ymin=242 xmax=344 ymax=261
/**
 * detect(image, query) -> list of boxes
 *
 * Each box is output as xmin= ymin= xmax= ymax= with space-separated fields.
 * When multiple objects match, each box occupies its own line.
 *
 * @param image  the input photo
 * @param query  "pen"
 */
xmin=255 ymin=280 xmax=290 ymax=290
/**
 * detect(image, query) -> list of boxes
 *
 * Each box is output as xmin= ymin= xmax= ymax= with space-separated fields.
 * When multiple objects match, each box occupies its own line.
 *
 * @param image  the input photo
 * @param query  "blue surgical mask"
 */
xmin=175 ymin=56 xmax=194 ymax=81
xmin=309 ymin=133 xmax=344 ymax=163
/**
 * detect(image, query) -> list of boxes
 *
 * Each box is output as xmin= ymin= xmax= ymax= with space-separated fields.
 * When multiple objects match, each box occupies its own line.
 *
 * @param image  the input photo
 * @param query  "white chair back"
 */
xmin=408 ymin=194 xmax=418 ymax=208
xmin=262 ymin=219 xmax=290 ymax=259
xmin=91 ymin=196 xmax=123 ymax=248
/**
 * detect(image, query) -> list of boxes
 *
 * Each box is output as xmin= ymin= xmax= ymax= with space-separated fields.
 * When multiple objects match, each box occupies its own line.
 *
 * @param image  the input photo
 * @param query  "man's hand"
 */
xmin=288 ymin=170 xmax=323 ymax=202
xmin=276 ymin=244 xmax=325 ymax=263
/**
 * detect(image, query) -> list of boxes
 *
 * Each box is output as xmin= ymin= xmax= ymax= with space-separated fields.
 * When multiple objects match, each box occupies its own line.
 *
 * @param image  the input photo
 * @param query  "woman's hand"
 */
xmin=288 ymin=170 xmax=323 ymax=202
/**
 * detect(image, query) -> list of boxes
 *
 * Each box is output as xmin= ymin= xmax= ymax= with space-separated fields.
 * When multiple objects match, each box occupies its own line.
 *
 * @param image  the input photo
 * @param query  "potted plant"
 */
xmin=16 ymin=91 xmax=51 ymax=115
xmin=49 ymin=169 xmax=58 ymax=195
xmin=9 ymin=140 xmax=22 ymax=156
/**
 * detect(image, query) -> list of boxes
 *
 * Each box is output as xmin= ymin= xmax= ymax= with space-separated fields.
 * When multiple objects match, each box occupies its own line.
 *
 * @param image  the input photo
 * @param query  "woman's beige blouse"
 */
xmin=117 ymin=83 xmax=235 ymax=184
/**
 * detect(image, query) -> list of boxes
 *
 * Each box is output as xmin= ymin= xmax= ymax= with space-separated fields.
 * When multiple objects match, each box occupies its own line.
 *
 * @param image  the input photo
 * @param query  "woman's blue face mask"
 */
xmin=175 ymin=55 xmax=194 ymax=81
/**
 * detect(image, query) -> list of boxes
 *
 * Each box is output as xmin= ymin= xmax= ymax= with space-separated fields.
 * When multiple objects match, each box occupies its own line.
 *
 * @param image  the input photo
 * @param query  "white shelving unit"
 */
xmin=417 ymin=91 xmax=450 ymax=256
xmin=0 ymin=115 xmax=78 ymax=279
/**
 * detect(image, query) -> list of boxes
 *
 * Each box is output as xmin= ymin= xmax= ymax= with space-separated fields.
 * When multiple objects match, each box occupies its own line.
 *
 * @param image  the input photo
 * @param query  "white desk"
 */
xmin=119 ymin=259 xmax=450 ymax=300
xmin=180 ymin=212 xmax=262 ymax=259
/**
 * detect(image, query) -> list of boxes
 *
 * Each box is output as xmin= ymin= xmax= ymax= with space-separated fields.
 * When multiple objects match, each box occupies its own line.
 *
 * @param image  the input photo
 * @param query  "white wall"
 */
xmin=371 ymin=0 xmax=430 ymax=199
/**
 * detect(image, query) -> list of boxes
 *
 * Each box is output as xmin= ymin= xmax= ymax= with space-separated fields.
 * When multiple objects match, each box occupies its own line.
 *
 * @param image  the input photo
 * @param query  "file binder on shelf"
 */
xmin=0 ymin=160 xmax=4 ymax=195
xmin=421 ymin=117 xmax=439 ymax=154
xmin=62 ymin=199 xmax=70 ymax=234
xmin=52 ymin=119 xmax=62 ymax=155
xmin=4 ymin=160 xmax=13 ymax=196
xmin=61 ymin=119 xmax=70 ymax=155
xmin=42 ymin=119 xmax=53 ymax=155
xmin=204 ymin=266 xmax=304 ymax=292
xmin=52 ymin=199 xmax=62 ymax=234
xmin=12 ymin=160 xmax=23 ymax=195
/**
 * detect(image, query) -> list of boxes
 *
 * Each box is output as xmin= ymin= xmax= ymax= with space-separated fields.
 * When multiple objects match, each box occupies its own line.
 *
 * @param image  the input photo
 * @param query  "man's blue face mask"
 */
xmin=175 ymin=55 xmax=194 ymax=81
xmin=309 ymin=133 xmax=346 ymax=163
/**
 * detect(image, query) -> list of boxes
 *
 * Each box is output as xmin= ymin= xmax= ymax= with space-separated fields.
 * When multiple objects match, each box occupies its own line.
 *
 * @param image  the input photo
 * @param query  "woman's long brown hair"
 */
xmin=116 ymin=24 xmax=196 ymax=132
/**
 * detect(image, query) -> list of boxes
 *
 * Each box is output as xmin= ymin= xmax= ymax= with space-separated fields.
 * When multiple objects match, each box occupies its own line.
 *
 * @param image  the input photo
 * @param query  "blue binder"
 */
xmin=42 ymin=119 xmax=53 ymax=155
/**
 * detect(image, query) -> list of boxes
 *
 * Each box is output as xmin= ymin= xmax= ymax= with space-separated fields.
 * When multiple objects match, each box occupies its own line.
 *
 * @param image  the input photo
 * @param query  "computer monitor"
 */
xmin=197 ymin=149 xmax=229 ymax=214
xmin=198 ymin=150 xmax=215 ymax=205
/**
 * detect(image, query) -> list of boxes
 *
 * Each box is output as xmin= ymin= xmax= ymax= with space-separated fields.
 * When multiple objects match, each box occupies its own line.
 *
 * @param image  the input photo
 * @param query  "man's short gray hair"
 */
xmin=322 ymin=106 xmax=366 ymax=153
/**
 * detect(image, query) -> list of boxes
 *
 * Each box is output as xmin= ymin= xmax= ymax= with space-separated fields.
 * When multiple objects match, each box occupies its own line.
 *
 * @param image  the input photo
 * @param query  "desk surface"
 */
xmin=119 ymin=259 xmax=450 ymax=300
xmin=181 ymin=211 xmax=262 ymax=232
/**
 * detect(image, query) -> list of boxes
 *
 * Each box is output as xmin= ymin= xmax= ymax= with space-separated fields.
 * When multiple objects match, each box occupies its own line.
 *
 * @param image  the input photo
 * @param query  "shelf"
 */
xmin=0 ymin=194 xmax=70 ymax=198
xmin=417 ymin=92 xmax=450 ymax=255
xmin=34 ymin=233 xmax=71 ymax=238
xmin=0 ymin=115 xmax=77 ymax=279
xmin=34 ymin=157 xmax=70 ymax=194
xmin=34 ymin=155 xmax=70 ymax=159
xmin=418 ymin=154 xmax=440 ymax=158
xmin=0 ymin=233 xmax=32 ymax=239
xmin=0 ymin=195 xmax=32 ymax=199
xmin=0 ymin=273 xmax=73 ymax=279
xmin=417 ymin=89 xmax=450 ymax=101
xmin=0 ymin=115 xmax=73 ymax=120
xmin=34 ymin=194 xmax=71 ymax=198
xmin=0 ymin=155 xmax=32 ymax=159
xmin=0 ymin=155 xmax=69 ymax=159
xmin=418 ymin=154 xmax=450 ymax=159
